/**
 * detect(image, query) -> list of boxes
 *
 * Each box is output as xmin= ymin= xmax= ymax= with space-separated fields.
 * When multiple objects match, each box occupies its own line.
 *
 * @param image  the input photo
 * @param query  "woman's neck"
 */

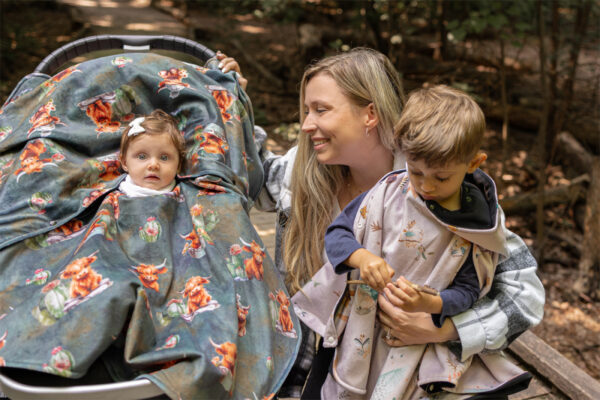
xmin=337 ymin=146 xmax=394 ymax=210
xmin=348 ymin=147 xmax=394 ymax=192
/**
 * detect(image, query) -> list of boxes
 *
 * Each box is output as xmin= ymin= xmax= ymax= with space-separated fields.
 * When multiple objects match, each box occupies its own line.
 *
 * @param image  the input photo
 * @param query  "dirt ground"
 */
xmin=1 ymin=0 xmax=598 ymax=381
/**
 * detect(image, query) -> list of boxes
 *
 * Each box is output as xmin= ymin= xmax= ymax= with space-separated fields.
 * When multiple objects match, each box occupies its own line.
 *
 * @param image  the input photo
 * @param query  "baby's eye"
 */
xmin=137 ymin=154 xmax=147 ymax=160
xmin=437 ymin=177 xmax=449 ymax=182
xmin=160 ymin=155 xmax=170 ymax=161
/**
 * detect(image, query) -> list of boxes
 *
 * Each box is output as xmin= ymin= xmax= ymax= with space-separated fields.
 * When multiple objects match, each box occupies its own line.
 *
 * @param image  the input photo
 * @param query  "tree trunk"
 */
xmin=535 ymin=0 xmax=550 ymax=262
xmin=480 ymin=102 xmax=599 ymax=150
xmin=550 ymin=0 xmax=593 ymax=151
xmin=437 ymin=0 xmax=448 ymax=61
xmin=500 ymin=174 xmax=588 ymax=214
xmin=498 ymin=37 xmax=509 ymax=194
xmin=574 ymin=157 xmax=600 ymax=299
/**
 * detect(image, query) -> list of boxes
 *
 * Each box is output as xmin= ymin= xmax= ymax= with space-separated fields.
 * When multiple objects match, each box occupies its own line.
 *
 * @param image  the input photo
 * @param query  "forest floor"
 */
xmin=1 ymin=0 xmax=598 ymax=381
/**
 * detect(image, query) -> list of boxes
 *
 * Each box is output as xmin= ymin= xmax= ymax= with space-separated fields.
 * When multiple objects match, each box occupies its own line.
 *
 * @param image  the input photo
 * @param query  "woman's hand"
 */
xmin=216 ymin=51 xmax=248 ymax=90
xmin=377 ymin=286 xmax=458 ymax=347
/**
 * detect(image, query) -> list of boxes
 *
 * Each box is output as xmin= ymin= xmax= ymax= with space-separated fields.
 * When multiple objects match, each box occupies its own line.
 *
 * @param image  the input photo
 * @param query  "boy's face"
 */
xmin=121 ymin=133 xmax=179 ymax=191
xmin=406 ymin=153 xmax=486 ymax=210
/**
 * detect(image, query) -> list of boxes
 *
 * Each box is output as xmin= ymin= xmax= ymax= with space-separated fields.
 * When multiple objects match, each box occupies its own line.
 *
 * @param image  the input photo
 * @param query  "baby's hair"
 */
xmin=120 ymin=109 xmax=186 ymax=172
xmin=395 ymin=85 xmax=485 ymax=166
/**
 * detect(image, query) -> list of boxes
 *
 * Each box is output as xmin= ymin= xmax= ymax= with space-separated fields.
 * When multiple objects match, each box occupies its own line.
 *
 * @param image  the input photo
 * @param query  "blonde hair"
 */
xmin=284 ymin=48 xmax=405 ymax=295
xmin=396 ymin=85 xmax=485 ymax=166
xmin=120 ymin=109 xmax=186 ymax=172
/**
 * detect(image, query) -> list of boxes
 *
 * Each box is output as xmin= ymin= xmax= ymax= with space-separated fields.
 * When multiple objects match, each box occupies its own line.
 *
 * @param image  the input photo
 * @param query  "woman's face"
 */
xmin=301 ymin=73 xmax=373 ymax=167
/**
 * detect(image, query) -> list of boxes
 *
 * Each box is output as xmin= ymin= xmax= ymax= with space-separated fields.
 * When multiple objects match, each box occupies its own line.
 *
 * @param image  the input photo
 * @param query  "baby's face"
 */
xmin=406 ymin=158 xmax=469 ymax=210
xmin=121 ymin=133 xmax=179 ymax=190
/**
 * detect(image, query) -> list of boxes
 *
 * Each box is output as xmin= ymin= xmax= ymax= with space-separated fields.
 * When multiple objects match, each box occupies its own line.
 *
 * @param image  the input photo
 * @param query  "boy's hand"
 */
xmin=384 ymin=276 xmax=442 ymax=314
xmin=346 ymin=249 xmax=394 ymax=292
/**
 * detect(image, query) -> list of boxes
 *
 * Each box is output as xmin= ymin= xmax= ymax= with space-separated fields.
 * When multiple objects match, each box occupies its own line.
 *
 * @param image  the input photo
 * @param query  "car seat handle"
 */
xmin=34 ymin=35 xmax=216 ymax=75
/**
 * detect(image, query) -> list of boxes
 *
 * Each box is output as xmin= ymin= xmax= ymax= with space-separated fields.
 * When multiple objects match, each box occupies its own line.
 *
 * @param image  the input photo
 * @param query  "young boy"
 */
xmin=325 ymin=85 xmax=492 ymax=327
xmin=118 ymin=109 xmax=186 ymax=197
xmin=298 ymin=85 xmax=529 ymax=398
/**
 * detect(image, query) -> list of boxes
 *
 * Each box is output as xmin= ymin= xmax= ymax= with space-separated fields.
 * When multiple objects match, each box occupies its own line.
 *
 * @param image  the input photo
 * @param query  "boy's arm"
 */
xmin=324 ymin=192 xmax=368 ymax=273
xmin=431 ymin=248 xmax=480 ymax=328
xmin=325 ymin=192 xmax=394 ymax=291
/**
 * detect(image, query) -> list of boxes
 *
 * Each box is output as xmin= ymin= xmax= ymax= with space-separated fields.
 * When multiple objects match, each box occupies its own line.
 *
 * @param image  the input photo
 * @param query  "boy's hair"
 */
xmin=119 ymin=109 xmax=186 ymax=172
xmin=395 ymin=85 xmax=485 ymax=166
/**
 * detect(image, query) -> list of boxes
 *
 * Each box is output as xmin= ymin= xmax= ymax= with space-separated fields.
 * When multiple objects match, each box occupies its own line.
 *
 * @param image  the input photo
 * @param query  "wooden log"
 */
xmin=499 ymin=174 xmax=589 ymax=214
xmin=554 ymin=131 xmax=594 ymax=175
xmin=546 ymin=227 xmax=582 ymax=256
xmin=480 ymin=102 xmax=599 ymax=151
xmin=509 ymin=330 xmax=600 ymax=400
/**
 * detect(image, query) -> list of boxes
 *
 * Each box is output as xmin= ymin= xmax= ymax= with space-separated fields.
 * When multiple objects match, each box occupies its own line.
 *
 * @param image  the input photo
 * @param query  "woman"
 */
xmin=251 ymin=48 xmax=544 ymax=398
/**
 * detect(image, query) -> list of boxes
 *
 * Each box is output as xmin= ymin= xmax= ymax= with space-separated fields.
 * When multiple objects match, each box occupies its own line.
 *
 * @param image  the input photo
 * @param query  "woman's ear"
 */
xmin=467 ymin=151 xmax=487 ymax=173
xmin=365 ymin=103 xmax=379 ymax=130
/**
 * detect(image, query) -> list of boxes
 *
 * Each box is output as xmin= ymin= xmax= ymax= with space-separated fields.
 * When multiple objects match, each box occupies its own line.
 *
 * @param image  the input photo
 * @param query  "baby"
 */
xmin=118 ymin=109 xmax=185 ymax=197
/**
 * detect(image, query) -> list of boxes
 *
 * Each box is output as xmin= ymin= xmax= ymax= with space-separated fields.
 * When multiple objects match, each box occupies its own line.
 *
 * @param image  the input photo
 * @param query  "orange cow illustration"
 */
xmin=84 ymin=99 xmax=121 ymax=133
xmin=98 ymin=159 xmax=122 ymax=182
xmin=14 ymin=140 xmax=62 ymax=180
xmin=60 ymin=253 xmax=102 ymax=298
xmin=210 ymin=89 xmax=234 ymax=122
xmin=194 ymin=130 xmax=229 ymax=156
xmin=41 ymin=65 xmax=81 ymax=97
xmin=269 ymin=290 xmax=294 ymax=333
xmin=0 ymin=330 xmax=6 ymax=351
xmin=52 ymin=65 xmax=81 ymax=83
xmin=131 ymin=260 xmax=167 ymax=292
xmin=103 ymin=191 xmax=123 ymax=219
xmin=236 ymin=294 xmax=250 ymax=337
xmin=27 ymin=100 xmax=65 ymax=137
xmin=157 ymin=68 xmax=190 ymax=98
xmin=240 ymin=239 xmax=265 ymax=281
xmin=158 ymin=68 xmax=189 ymax=88
xmin=181 ymin=230 xmax=201 ymax=256
xmin=209 ymin=338 xmax=237 ymax=377
xmin=194 ymin=179 xmax=226 ymax=196
xmin=0 ymin=330 xmax=6 ymax=367
xmin=182 ymin=276 xmax=212 ymax=314
xmin=53 ymin=219 xmax=84 ymax=236
xmin=181 ymin=227 xmax=214 ymax=257
xmin=81 ymin=187 xmax=107 ymax=208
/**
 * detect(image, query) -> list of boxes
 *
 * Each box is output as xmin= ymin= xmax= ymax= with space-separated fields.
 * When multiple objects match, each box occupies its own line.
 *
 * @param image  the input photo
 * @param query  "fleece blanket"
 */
xmin=0 ymin=52 xmax=300 ymax=399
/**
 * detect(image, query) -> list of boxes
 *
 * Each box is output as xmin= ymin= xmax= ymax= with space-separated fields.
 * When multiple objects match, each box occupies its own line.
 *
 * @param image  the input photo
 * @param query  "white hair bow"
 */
xmin=128 ymin=117 xmax=145 ymax=136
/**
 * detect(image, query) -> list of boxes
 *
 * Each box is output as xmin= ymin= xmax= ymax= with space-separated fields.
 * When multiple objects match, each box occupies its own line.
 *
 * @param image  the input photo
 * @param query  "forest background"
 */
xmin=1 ymin=0 xmax=599 ymax=381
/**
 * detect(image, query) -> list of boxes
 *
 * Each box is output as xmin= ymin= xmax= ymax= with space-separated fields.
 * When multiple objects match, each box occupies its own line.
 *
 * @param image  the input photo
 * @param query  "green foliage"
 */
xmin=445 ymin=0 xmax=536 ymax=45
xmin=246 ymin=0 xmax=306 ymax=22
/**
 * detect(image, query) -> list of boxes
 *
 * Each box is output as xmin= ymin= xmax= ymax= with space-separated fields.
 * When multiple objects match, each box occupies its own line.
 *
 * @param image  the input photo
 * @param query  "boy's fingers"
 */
xmin=395 ymin=276 xmax=417 ymax=296
xmin=383 ymin=287 xmax=404 ymax=308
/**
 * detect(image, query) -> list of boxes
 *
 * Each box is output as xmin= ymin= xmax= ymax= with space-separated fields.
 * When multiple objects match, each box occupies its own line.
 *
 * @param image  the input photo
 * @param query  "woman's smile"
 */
xmin=302 ymin=73 xmax=374 ymax=167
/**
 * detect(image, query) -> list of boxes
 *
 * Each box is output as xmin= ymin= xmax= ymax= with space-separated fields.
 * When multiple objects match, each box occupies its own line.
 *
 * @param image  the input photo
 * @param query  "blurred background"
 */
xmin=1 ymin=0 xmax=599 ymax=383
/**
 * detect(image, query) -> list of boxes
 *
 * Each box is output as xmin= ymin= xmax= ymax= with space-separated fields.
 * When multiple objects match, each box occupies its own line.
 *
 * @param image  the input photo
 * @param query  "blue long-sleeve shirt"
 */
xmin=325 ymin=178 xmax=492 ymax=327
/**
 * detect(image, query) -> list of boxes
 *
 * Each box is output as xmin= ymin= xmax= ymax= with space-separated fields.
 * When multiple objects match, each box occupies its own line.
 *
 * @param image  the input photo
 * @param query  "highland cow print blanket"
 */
xmin=0 ymin=52 xmax=300 ymax=399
